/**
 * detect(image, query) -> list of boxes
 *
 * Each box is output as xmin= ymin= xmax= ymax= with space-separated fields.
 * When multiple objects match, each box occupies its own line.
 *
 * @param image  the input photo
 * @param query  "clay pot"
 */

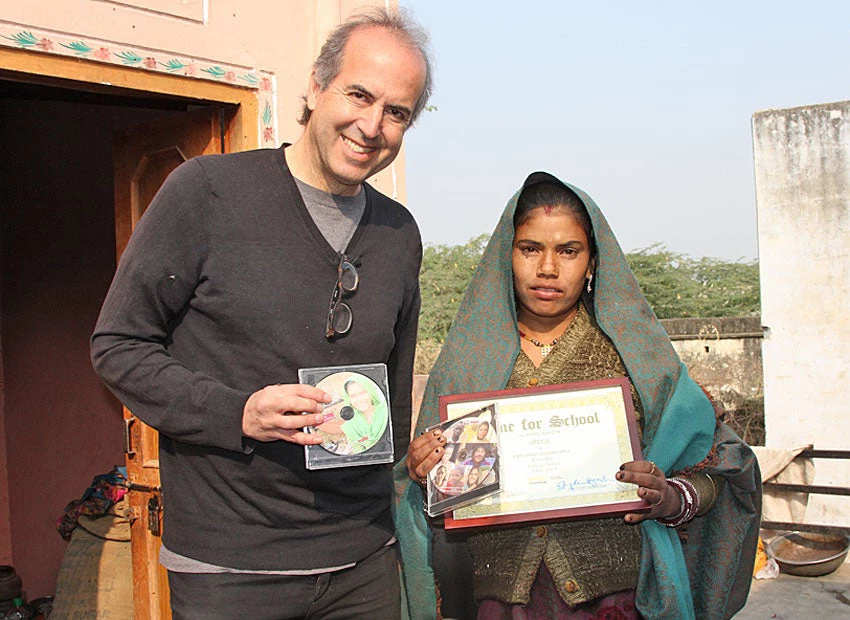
xmin=0 ymin=565 xmax=22 ymax=601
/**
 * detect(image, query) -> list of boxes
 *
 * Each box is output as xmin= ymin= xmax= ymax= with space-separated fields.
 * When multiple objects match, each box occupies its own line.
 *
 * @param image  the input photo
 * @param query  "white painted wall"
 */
xmin=753 ymin=100 xmax=850 ymax=528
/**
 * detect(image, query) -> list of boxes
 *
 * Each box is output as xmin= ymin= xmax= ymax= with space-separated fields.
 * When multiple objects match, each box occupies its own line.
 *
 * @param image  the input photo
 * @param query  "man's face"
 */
xmin=302 ymin=26 xmax=426 ymax=196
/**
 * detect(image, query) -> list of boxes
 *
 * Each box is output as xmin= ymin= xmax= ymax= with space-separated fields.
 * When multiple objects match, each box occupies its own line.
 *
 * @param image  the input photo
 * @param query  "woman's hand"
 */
xmin=406 ymin=429 xmax=446 ymax=485
xmin=617 ymin=460 xmax=681 ymax=524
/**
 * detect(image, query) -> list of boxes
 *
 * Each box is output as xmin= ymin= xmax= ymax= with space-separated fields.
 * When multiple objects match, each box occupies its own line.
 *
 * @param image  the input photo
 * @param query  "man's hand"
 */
xmin=242 ymin=384 xmax=331 ymax=444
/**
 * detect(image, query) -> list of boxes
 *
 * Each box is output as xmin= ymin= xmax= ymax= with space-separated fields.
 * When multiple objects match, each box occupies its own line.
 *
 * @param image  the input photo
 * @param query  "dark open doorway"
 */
xmin=0 ymin=75 xmax=224 ymax=599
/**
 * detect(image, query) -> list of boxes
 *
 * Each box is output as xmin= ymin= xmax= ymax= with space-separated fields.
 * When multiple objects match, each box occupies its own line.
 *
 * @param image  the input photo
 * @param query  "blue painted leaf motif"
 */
xmin=160 ymin=59 xmax=186 ymax=72
xmin=239 ymin=74 xmax=260 ymax=85
xmin=115 ymin=50 xmax=143 ymax=65
xmin=4 ymin=31 xmax=38 ymax=47
xmin=262 ymin=102 xmax=273 ymax=126
xmin=202 ymin=66 xmax=227 ymax=78
xmin=60 ymin=41 xmax=93 ymax=55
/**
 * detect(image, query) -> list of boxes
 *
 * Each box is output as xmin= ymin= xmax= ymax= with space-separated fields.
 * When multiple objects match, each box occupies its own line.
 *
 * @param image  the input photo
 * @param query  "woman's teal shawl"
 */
xmin=341 ymin=376 xmax=389 ymax=453
xmin=393 ymin=172 xmax=761 ymax=620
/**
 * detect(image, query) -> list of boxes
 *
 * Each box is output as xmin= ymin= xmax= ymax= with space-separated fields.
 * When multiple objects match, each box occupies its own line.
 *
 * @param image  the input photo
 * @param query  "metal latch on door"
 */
xmin=125 ymin=481 xmax=163 ymax=536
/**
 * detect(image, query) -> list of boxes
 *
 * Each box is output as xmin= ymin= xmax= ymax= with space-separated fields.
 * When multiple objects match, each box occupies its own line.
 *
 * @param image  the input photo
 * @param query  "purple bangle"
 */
xmin=674 ymin=477 xmax=699 ymax=524
xmin=680 ymin=477 xmax=701 ymax=518
xmin=657 ymin=477 xmax=699 ymax=527
xmin=660 ymin=483 xmax=686 ymax=522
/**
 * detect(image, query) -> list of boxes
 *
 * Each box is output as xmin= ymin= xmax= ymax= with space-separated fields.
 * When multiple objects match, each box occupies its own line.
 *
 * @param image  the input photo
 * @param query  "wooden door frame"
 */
xmin=114 ymin=107 xmax=228 ymax=619
xmin=0 ymin=46 xmax=262 ymax=152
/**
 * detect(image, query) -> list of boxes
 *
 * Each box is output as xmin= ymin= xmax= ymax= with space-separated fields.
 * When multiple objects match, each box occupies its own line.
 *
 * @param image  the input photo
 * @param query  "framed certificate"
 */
xmin=439 ymin=377 xmax=648 ymax=529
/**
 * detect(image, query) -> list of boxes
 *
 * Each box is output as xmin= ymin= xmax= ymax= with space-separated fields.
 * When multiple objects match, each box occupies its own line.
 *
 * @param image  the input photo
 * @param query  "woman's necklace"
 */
xmin=518 ymin=330 xmax=559 ymax=358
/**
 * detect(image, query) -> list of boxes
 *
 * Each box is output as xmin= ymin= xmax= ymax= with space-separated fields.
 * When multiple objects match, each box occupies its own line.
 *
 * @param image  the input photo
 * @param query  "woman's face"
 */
xmin=346 ymin=382 xmax=373 ymax=413
xmin=472 ymin=447 xmax=486 ymax=464
xmin=449 ymin=468 xmax=463 ymax=484
xmin=476 ymin=422 xmax=489 ymax=440
xmin=466 ymin=468 xmax=480 ymax=487
xmin=512 ymin=206 xmax=593 ymax=326
xmin=435 ymin=467 xmax=446 ymax=486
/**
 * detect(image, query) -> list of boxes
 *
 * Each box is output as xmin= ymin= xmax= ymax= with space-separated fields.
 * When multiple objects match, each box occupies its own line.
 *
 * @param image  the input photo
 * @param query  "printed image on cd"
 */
xmin=313 ymin=371 xmax=389 ymax=456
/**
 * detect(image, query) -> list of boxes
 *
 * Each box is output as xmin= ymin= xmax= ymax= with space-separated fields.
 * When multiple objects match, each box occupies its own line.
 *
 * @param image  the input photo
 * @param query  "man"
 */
xmin=91 ymin=8 xmax=432 ymax=619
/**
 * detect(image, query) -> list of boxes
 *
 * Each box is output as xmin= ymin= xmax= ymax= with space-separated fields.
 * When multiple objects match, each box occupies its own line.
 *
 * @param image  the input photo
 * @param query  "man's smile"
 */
xmin=342 ymin=135 xmax=378 ymax=155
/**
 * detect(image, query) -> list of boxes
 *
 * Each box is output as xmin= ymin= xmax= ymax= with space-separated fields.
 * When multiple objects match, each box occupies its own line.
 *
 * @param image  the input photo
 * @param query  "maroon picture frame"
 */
xmin=439 ymin=377 xmax=649 ymax=529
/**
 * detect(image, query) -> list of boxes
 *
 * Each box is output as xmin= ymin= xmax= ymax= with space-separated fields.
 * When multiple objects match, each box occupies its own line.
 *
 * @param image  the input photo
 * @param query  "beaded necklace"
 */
xmin=518 ymin=330 xmax=559 ymax=358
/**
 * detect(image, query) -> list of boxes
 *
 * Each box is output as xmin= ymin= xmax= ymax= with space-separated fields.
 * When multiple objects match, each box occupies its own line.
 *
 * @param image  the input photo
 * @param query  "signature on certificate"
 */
xmin=566 ymin=474 xmax=613 ymax=492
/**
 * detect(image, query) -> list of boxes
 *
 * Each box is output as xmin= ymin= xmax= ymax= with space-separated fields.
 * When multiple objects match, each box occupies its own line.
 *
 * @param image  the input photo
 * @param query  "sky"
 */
xmin=400 ymin=1 xmax=850 ymax=260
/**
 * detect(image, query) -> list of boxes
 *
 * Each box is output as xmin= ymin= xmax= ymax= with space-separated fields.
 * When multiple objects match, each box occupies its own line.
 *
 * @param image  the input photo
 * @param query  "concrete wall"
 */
xmin=753 ymin=100 xmax=850 ymax=529
xmin=661 ymin=316 xmax=763 ymax=405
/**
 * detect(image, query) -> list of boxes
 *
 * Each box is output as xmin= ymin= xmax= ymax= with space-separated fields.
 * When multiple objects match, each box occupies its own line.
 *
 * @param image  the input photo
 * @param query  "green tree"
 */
xmin=417 ymin=234 xmax=488 ymax=343
xmin=690 ymin=255 xmax=761 ymax=317
xmin=625 ymin=245 xmax=760 ymax=318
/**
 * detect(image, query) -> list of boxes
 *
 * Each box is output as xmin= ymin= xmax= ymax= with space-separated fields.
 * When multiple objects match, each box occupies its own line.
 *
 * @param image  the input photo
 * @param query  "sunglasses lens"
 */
xmin=330 ymin=301 xmax=353 ymax=335
xmin=340 ymin=262 xmax=358 ymax=292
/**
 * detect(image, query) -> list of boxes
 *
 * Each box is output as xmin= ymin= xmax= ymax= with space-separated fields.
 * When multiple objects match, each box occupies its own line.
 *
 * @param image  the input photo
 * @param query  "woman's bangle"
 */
xmin=661 ymin=483 xmax=686 ymax=522
xmin=690 ymin=473 xmax=721 ymax=515
xmin=657 ymin=477 xmax=699 ymax=527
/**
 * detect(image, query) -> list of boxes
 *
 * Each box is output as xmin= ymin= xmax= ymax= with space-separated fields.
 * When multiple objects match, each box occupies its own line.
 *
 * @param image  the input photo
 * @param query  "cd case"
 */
xmin=298 ymin=363 xmax=394 ymax=470
xmin=425 ymin=404 xmax=501 ymax=517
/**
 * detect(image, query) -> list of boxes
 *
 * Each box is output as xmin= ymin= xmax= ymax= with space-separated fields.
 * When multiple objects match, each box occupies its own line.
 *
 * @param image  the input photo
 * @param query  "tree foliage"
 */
xmin=417 ymin=234 xmax=489 ymax=343
xmin=625 ymin=244 xmax=760 ymax=319
xmin=417 ymin=239 xmax=760 ymax=344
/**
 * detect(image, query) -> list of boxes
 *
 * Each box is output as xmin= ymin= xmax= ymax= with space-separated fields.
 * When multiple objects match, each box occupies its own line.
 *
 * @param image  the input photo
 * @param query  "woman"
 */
xmin=428 ymin=464 xmax=450 ymax=506
xmin=394 ymin=172 xmax=761 ymax=619
xmin=462 ymin=445 xmax=495 ymax=472
xmin=465 ymin=466 xmax=482 ymax=490
xmin=444 ymin=466 xmax=467 ymax=496
xmin=339 ymin=376 xmax=388 ymax=454
xmin=433 ymin=464 xmax=448 ymax=489
xmin=475 ymin=420 xmax=492 ymax=442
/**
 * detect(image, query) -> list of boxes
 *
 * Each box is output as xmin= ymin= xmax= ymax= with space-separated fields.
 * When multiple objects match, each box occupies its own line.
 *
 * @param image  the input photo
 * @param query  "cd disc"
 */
xmin=313 ymin=371 xmax=389 ymax=455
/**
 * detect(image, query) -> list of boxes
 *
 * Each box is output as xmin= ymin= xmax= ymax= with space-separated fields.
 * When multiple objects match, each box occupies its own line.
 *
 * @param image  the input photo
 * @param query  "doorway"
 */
xmin=0 ymin=64 xmax=254 ymax=614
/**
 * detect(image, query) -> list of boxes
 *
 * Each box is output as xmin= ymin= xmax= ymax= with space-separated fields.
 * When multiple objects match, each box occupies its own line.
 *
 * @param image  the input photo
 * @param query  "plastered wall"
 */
xmin=662 ymin=316 xmax=763 ymax=414
xmin=753 ymin=100 xmax=850 ymax=529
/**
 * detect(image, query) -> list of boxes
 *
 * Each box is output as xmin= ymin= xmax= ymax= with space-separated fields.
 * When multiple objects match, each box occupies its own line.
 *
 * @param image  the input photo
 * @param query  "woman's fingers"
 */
xmin=406 ymin=429 xmax=446 ymax=481
xmin=618 ymin=460 xmax=665 ymax=487
xmin=618 ymin=460 xmax=671 ymax=523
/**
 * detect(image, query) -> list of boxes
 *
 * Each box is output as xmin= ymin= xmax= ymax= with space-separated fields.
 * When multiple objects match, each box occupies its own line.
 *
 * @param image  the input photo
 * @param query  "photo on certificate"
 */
xmin=438 ymin=377 xmax=647 ymax=529
xmin=425 ymin=405 xmax=501 ymax=517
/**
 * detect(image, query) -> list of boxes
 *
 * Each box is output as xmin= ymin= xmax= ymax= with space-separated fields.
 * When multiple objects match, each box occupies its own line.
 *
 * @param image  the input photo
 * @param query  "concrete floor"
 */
xmin=736 ymin=562 xmax=850 ymax=619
